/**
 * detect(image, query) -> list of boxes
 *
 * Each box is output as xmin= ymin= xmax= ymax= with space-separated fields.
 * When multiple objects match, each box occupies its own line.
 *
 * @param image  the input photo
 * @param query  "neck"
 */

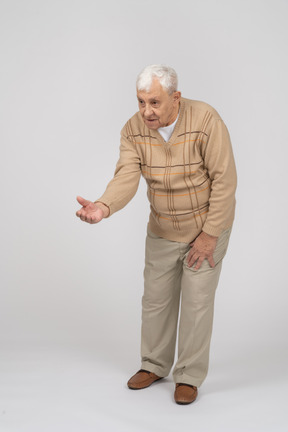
xmin=166 ymin=103 xmax=180 ymax=127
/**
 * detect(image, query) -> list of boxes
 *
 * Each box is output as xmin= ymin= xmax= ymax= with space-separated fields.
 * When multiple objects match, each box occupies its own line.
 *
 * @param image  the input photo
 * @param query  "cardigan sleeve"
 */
xmin=95 ymin=127 xmax=141 ymax=216
xmin=201 ymin=118 xmax=237 ymax=237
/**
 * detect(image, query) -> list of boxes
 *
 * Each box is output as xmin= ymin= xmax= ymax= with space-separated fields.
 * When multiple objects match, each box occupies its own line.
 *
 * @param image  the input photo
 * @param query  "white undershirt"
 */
xmin=157 ymin=113 xmax=179 ymax=142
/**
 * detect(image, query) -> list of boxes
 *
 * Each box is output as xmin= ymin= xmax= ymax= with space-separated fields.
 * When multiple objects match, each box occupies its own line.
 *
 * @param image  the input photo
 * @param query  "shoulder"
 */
xmin=181 ymin=97 xmax=223 ymax=121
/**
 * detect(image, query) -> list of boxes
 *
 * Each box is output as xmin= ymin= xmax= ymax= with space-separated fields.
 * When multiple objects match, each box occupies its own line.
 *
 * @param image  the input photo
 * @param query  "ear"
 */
xmin=173 ymin=91 xmax=181 ymax=102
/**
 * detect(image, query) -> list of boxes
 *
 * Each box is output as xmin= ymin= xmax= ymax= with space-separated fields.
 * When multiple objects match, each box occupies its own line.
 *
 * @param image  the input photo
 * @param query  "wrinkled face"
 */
xmin=137 ymin=79 xmax=181 ymax=130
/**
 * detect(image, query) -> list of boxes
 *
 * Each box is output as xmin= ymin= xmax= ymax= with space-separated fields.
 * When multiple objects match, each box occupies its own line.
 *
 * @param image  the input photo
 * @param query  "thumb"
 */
xmin=76 ymin=196 xmax=92 ymax=207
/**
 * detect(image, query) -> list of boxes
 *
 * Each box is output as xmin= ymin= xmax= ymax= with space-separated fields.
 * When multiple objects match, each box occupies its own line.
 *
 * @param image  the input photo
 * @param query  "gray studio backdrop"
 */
xmin=1 ymin=0 xmax=287 ymax=369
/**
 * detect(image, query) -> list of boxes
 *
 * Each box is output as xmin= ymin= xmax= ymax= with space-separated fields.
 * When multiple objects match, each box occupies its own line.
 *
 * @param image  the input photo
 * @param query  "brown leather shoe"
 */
xmin=127 ymin=369 xmax=163 ymax=390
xmin=174 ymin=383 xmax=198 ymax=405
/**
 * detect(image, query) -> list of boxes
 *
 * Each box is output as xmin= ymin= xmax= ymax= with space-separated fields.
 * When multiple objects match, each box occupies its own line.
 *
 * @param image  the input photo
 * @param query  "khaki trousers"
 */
xmin=141 ymin=228 xmax=231 ymax=387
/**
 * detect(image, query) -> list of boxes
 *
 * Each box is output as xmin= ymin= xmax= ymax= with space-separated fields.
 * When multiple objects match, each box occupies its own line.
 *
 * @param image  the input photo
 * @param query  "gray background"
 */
xmin=1 ymin=0 xmax=287 ymax=431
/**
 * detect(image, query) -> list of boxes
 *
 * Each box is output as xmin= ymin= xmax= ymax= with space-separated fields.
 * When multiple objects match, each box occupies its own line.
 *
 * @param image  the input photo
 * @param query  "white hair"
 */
xmin=136 ymin=64 xmax=178 ymax=95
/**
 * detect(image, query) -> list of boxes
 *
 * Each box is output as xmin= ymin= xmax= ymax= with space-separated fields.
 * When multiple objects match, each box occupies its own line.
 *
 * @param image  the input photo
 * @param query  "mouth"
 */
xmin=145 ymin=118 xmax=158 ymax=123
xmin=143 ymin=116 xmax=159 ymax=128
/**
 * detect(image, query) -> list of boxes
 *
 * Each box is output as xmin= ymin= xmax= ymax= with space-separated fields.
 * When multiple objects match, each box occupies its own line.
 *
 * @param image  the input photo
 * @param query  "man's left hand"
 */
xmin=186 ymin=232 xmax=218 ymax=270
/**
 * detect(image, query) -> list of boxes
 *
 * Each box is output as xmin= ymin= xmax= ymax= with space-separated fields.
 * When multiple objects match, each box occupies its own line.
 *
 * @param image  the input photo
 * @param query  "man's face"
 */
xmin=137 ymin=79 xmax=181 ymax=130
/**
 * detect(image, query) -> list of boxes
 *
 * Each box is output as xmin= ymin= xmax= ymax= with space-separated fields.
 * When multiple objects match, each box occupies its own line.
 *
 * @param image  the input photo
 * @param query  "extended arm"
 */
xmin=76 ymin=124 xmax=141 ymax=224
xmin=95 ymin=128 xmax=142 ymax=215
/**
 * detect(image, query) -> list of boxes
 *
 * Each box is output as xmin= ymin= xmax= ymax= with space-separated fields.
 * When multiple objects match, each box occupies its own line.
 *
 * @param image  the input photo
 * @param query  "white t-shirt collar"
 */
xmin=157 ymin=113 xmax=179 ymax=142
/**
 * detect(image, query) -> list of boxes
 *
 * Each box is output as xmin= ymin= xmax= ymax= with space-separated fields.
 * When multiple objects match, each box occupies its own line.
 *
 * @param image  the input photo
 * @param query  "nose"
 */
xmin=144 ymin=104 xmax=153 ymax=118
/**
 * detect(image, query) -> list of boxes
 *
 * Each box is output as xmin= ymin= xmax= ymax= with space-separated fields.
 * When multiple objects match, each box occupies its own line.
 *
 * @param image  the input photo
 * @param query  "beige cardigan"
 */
xmin=97 ymin=98 xmax=237 ymax=243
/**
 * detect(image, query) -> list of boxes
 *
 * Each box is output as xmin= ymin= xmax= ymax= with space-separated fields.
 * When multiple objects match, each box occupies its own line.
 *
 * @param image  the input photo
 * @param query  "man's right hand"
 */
xmin=76 ymin=196 xmax=110 ymax=224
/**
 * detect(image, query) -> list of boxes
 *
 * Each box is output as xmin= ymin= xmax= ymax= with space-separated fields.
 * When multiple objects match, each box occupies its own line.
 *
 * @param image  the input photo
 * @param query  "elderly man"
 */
xmin=76 ymin=64 xmax=237 ymax=405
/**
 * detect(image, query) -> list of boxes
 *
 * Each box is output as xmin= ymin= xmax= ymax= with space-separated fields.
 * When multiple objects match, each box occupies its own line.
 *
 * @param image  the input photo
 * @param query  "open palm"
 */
xmin=76 ymin=196 xmax=105 ymax=224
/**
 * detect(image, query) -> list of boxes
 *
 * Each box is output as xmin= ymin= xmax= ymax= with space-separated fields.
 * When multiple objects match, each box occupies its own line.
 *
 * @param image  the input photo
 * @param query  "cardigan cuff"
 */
xmin=201 ymin=223 xmax=223 ymax=238
xmin=94 ymin=200 xmax=112 ymax=217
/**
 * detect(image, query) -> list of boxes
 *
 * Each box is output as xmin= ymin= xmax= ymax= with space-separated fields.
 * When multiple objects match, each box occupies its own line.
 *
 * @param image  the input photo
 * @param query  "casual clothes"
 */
xmin=97 ymin=97 xmax=237 ymax=243
xmin=96 ymin=97 xmax=237 ymax=386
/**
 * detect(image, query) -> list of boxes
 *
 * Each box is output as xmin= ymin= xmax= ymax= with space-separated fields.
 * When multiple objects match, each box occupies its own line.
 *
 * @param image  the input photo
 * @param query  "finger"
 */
xmin=86 ymin=213 xmax=99 ymax=224
xmin=186 ymin=250 xmax=193 ymax=266
xmin=87 ymin=216 xmax=96 ymax=224
xmin=194 ymin=257 xmax=204 ymax=270
xmin=207 ymin=256 xmax=215 ymax=268
xmin=187 ymin=253 xmax=198 ymax=268
xmin=76 ymin=196 xmax=91 ymax=207
xmin=77 ymin=208 xmax=89 ymax=218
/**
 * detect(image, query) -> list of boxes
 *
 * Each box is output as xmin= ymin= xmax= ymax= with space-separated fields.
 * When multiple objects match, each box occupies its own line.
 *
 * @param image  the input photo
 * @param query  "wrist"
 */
xmin=201 ymin=231 xmax=218 ymax=240
xmin=94 ymin=201 xmax=110 ymax=218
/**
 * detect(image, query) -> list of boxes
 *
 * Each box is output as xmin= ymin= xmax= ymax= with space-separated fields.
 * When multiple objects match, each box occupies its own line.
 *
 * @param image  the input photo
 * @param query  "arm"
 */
xmin=96 ymin=129 xmax=141 ymax=216
xmin=76 ymin=125 xmax=141 ymax=224
xmin=201 ymin=118 xmax=237 ymax=237
xmin=187 ymin=118 xmax=237 ymax=269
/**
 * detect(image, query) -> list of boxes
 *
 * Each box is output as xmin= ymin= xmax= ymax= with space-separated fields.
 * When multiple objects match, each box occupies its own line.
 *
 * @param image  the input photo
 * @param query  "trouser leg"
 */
xmin=173 ymin=228 xmax=231 ymax=387
xmin=141 ymin=230 xmax=182 ymax=378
